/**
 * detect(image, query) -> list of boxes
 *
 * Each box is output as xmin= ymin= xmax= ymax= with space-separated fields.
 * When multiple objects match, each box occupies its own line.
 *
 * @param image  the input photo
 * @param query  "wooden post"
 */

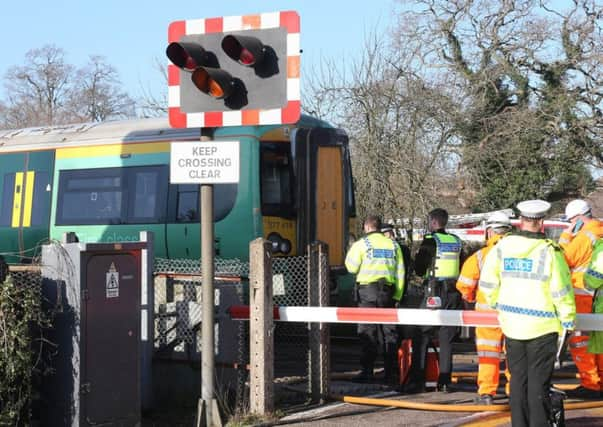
xmin=249 ymin=238 xmax=274 ymax=414
xmin=308 ymin=241 xmax=330 ymax=403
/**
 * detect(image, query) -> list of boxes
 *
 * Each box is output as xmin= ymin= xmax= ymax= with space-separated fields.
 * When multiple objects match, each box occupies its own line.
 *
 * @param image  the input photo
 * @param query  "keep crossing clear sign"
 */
xmin=170 ymin=140 xmax=240 ymax=184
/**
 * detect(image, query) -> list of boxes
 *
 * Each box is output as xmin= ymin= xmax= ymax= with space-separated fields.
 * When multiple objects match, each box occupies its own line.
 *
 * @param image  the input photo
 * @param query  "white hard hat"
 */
xmin=517 ymin=199 xmax=551 ymax=219
xmin=486 ymin=212 xmax=511 ymax=229
xmin=565 ymin=199 xmax=591 ymax=220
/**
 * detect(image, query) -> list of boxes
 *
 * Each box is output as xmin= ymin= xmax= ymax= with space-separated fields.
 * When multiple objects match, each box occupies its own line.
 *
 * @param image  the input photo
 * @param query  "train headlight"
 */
xmin=267 ymin=232 xmax=291 ymax=255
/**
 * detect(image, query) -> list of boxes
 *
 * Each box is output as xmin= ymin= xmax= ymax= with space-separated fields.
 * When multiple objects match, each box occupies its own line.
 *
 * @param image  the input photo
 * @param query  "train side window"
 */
xmin=0 ymin=174 xmax=15 ymax=226
xmin=175 ymin=183 xmax=238 ymax=223
xmin=57 ymin=168 xmax=124 ymax=225
xmin=57 ymin=166 xmax=169 ymax=225
xmin=128 ymin=167 xmax=167 ymax=224
xmin=260 ymin=143 xmax=294 ymax=217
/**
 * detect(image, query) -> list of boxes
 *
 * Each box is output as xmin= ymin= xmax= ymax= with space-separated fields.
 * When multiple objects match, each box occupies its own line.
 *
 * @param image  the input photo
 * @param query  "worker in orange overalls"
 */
xmin=559 ymin=199 xmax=603 ymax=398
xmin=456 ymin=212 xmax=512 ymax=405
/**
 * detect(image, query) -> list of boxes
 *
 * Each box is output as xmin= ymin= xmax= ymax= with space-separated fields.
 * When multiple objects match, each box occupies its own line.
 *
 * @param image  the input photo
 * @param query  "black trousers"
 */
xmin=410 ymin=323 xmax=458 ymax=384
xmin=356 ymin=280 xmax=397 ymax=378
xmin=410 ymin=280 xmax=462 ymax=385
xmin=506 ymin=332 xmax=558 ymax=427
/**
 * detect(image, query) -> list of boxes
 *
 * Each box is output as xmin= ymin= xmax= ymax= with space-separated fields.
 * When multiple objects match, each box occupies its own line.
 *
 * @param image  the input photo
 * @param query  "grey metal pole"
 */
xmin=201 ymin=183 xmax=215 ymax=422
xmin=196 ymin=128 xmax=221 ymax=427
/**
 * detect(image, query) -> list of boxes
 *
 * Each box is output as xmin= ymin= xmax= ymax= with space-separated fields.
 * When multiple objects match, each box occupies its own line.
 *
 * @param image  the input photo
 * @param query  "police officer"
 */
xmin=345 ymin=215 xmax=406 ymax=384
xmin=480 ymin=200 xmax=576 ymax=427
xmin=405 ymin=208 xmax=464 ymax=393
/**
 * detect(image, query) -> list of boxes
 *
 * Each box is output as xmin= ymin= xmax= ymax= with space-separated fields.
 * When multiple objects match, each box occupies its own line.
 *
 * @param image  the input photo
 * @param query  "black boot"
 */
xmin=437 ymin=372 xmax=454 ymax=393
xmin=399 ymin=371 xmax=426 ymax=394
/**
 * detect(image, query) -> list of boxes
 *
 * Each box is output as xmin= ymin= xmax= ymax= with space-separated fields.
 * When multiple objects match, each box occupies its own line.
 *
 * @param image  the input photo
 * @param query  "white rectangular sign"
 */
xmin=170 ymin=141 xmax=240 ymax=184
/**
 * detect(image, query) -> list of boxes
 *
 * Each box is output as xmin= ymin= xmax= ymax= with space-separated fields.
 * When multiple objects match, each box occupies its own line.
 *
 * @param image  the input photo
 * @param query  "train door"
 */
xmin=295 ymin=128 xmax=352 ymax=269
xmin=0 ymin=151 xmax=53 ymax=263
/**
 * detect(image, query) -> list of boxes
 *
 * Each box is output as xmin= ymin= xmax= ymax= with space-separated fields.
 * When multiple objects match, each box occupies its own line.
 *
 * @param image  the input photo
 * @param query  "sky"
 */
xmin=0 ymin=0 xmax=398 ymax=106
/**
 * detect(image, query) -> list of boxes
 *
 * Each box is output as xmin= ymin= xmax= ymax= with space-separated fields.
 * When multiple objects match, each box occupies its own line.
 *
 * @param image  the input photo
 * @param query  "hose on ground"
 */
xmin=331 ymin=394 xmax=603 ymax=412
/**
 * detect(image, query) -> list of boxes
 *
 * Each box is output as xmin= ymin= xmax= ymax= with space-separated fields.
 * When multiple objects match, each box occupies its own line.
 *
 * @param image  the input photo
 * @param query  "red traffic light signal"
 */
xmin=221 ymin=35 xmax=265 ymax=66
xmin=167 ymin=11 xmax=301 ymax=128
xmin=166 ymin=42 xmax=208 ymax=71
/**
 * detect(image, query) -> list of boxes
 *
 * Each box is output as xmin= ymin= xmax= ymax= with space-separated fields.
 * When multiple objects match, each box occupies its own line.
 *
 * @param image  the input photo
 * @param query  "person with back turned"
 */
xmin=403 ymin=208 xmax=463 ymax=393
xmin=480 ymin=200 xmax=576 ymax=427
xmin=456 ymin=212 xmax=513 ymax=404
xmin=345 ymin=215 xmax=406 ymax=384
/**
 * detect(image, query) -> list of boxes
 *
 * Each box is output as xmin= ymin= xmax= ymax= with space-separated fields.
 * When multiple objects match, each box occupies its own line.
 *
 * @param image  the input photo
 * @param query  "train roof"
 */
xmin=0 ymin=117 xmax=190 ymax=153
xmin=0 ymin=114 xmax=330 ymax=153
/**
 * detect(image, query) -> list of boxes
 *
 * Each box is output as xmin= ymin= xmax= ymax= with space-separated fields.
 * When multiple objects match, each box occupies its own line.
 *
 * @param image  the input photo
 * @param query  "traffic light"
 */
xmin=221 ymin=35 xmax=265 ymax=66
xmin=166 ymin=11 xmax=301 ymax=128
xmin=166 ymin=42 xmax=209 ymax=71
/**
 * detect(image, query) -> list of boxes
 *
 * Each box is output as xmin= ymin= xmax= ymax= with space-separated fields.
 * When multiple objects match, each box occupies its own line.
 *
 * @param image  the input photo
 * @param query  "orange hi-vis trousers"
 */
xmin=476 ymin=325 xmax=510 ymax=396
xmin=569 ymin=293 xmax=603 ymax=391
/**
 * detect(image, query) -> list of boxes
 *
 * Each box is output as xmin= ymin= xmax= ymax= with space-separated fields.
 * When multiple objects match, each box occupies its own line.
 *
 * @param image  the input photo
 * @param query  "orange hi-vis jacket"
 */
xmin=559 ymin=219 xmax=603 ymax=294
xmin=456 ymin=233 xmax=509 ymax=396
xmin=456 ymin=234 xmax=504 ymax=311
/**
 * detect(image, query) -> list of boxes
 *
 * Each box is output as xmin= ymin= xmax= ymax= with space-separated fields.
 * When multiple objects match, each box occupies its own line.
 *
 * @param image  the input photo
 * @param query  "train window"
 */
xmin=260 ymin=143 xmax=294 ymax=217
xmin=128 ymin=169 xmax=167 ymax=223
xmin=56 ymin=166 xmax=168 ymax=225
xmin=0 ymin=174 xmax=15 ymax=226
xmin=175 ymin=183 xmax=238 ymax=223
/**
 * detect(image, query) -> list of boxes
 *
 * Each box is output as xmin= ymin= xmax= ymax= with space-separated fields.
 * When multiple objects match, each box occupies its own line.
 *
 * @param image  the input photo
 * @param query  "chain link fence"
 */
xmin=152 ymin=251 xmax=328 ymax=406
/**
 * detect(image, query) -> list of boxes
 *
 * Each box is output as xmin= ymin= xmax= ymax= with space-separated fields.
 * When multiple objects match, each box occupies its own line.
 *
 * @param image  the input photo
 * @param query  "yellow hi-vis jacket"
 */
xmin=345 ymin=231 xmax=406 ymax=301
xmin=585 ymin=239 xmax=603 ymax=353
xmin=424 ymin=232 xmax=462 ymax=279
xmin=479 ymin=232 xmax=576 ymax=340
xmin=456 ymin=234 xmax=504 ymax=311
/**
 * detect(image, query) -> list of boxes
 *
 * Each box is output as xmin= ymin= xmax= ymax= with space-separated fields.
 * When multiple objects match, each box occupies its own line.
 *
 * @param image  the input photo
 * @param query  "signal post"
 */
xmin=166 ymin=10 xmax=301 ymax=427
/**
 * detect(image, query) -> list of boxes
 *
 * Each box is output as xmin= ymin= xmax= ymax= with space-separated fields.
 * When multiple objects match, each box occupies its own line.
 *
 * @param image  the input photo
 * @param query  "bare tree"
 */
xmin=137 ymin=57 xmax=168 ymax=118
xmin=305 ymin=29 xmax=465 ymax=236
xmin=2 ymin=45 xmax=74 ymax=127
xmin=0 ymin=45 xmax=136 ymax=129
xmin=68 ymin=55 xmax=136 ymax=122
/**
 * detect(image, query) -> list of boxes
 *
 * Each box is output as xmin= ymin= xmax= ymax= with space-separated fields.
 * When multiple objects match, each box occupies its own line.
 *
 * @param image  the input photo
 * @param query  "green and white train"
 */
xmin=0 ymin=116 xmax=356 ymax=301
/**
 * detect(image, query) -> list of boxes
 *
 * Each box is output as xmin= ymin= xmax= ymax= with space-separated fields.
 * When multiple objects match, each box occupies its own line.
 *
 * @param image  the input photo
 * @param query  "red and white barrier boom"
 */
xmin=228 ymin=306 xmax=603 ymax=331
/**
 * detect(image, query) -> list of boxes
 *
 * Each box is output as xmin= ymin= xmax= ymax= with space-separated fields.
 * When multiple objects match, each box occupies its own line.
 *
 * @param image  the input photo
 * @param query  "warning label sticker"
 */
xmin=106 ymin=262 xmax=119 ymax=298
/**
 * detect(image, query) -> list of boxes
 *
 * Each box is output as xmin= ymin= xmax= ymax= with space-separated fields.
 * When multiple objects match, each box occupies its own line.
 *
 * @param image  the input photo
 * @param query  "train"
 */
xmin=0 ymin=115 xmax=356 ymax=300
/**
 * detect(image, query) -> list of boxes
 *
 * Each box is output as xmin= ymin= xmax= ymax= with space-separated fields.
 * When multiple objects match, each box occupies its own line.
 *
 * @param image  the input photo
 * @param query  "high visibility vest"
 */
xmin=424 ymin=232 xmax=462 ymax=280
xmin=345 ymin=232 xmax=406 ymax=301
xmin=585 ymin=240 xmax=603 ymax=291
xmin=479 ymin=234 xmax=576 ymax=340
xmin=585 ymin=239 xmax=603 ymax=353
xmin=559 ymin=219 xmax=603 ymax=294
